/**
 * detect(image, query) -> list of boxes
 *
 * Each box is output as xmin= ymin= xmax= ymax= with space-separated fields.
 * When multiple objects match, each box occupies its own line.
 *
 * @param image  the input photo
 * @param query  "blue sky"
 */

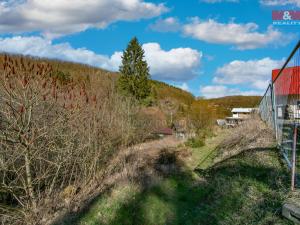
xmin=0 ymin=0 xmax=299 ymax=97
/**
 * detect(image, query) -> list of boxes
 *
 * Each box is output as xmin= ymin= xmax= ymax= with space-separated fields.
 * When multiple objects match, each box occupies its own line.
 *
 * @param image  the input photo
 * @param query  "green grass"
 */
xmin=60 ymin=173 xmax=208 ymax=225
xmin=184 ymin=137 xmax=205 ymax=149
xmin=187 ymin=131 xmax=227 ymax=170
xmin=58 ymin=142 xmax=292 ymax=225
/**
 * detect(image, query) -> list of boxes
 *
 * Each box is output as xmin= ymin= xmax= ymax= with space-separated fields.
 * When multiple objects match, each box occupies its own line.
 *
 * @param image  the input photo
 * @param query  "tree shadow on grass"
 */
xmin=57 ymin=147 xmax=293 ymax=225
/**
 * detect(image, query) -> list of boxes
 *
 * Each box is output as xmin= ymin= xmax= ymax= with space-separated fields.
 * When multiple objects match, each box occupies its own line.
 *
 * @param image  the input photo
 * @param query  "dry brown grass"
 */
xmin=213 ymin=115 xmax=276 ymax=165
xmin=46 ymin=136 xmax=187 ymax=224
xmin=104 ymin=136 xmax=187 ymax=185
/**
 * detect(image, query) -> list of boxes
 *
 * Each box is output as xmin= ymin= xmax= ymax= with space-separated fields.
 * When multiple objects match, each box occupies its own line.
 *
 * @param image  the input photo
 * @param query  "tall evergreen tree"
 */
xmin=118 ymin=37 xmax=151 ymax=101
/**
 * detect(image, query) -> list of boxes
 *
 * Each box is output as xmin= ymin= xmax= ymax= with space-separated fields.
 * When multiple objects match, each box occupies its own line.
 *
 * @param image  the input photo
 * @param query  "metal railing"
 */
xmin=259 ymin=40 xmax=300 ymax=190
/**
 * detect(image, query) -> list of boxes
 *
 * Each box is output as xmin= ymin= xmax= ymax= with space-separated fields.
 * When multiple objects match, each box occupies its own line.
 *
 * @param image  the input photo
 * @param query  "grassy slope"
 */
xmin=187 ymin=131 xmax=228 ymax=170
xmin=59 ymin=131 xmax=292 ymax=225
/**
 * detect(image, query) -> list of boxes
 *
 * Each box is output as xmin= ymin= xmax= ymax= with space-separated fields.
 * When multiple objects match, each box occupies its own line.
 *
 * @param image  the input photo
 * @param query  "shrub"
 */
xmin=185 ymin=137 xmax=205 ymax=148
xmin=0 ymin=56 xmax=154 ymax=224
xmin=213 ymin=116 xmax=275 ymax=164
xmin=51 ymin=70 xmax=71 ymax=84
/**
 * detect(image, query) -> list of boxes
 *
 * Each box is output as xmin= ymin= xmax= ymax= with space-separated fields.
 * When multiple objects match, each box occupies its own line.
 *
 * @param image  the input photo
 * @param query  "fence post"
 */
xmin=271 ymin=83 xmax=278 ymax=139
xmin=291 ymin=123 xmax=297 ymax=191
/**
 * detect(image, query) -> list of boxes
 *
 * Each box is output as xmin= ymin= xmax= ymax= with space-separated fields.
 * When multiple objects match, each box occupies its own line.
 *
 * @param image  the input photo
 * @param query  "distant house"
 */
xmin=225 ymin=108 xmax=255 ymax=127
xmin=154 ymin=127 xmax=173 ymax=138
xmin=231 ymin=108 xmax=254 ymax=118
xmin=174 ymin=124 xmax=186 ymax=138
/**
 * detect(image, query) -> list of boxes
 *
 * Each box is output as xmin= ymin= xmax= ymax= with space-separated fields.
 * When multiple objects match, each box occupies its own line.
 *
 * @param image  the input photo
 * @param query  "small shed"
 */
xmin=223 ymin=108 xmax=255 ymax=127
xmin=154 ymin=128 xmax=173 ymax=137
xmin=231 ymin=108 xmax=254 ymax=118
xmin=174 ymin=124 xmax=186 ymax=138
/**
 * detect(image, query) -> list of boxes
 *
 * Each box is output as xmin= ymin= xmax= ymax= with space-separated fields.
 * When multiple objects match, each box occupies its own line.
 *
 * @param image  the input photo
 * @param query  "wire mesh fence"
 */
xmin=259 ymin=40 xmax=300 ymax=190
xmin=259 ymin=84 xmax=274 ymax=129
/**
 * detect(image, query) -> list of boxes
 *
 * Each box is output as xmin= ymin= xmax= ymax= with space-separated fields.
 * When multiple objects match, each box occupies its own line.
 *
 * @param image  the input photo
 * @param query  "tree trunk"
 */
xmin=25 ymin=149 xmax=37 ymax=211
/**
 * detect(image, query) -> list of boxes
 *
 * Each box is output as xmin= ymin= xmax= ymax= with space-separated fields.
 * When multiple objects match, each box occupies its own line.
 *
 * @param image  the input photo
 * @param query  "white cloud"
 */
xmin=260 ymin=0 xmax=300 ymax=7
xmin=201 ymin=0 xmax=239 ymax=3
xmin=0 ymin=0 xmax=168 ymax=38
xmin=0 ymin=36 xmax=201 ymax=82
xmin=0 ymin=36 xmax=120 ymax=70
xmin=200 ymin=85 xmax=262 ymax=98
xmin=175 ymin=82 xmax=189 ymax=91
xmin=141 ymin=43 xmax=202 ymax=81
xmin=200 ymin=57 xmax=284 ymax=98
xmin=149 ymin=17 xmax=181 ymax=32
xmin=183 ymin=18 xmax=290 ymax=50
xmin=213 ymin=57 xmax=284 ymax=90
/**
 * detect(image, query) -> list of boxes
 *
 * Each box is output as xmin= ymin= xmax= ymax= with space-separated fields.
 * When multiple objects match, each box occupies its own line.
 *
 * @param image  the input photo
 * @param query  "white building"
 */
xmin=225 ymin=108 xmax=255 ymax=127
xmin=231 ymin=108 xmax=254 ymax=119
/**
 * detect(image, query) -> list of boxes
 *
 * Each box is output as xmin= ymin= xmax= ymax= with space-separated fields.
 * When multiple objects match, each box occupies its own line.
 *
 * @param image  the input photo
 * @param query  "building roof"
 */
xmin=154 ymin=127 xmax=173 ymax=135
xmin=272 ymin=66 xmax=300 ymax=96
xmin=226 ymin=117 xmax=244 ymax=120
xmin=231 ymin=108 xmax=254 ymax=113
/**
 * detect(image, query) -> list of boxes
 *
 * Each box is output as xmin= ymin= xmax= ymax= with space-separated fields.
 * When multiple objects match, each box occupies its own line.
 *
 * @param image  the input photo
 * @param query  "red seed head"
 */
xmin=19 ymin=105 xmax=25 ymax=114
xmin=22 ymin=78 xmax=28 ymax=87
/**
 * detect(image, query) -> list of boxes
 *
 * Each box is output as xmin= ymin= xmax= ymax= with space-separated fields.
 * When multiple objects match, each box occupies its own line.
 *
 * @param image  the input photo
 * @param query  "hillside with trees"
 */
xmin=0 ymin=53 xmax=261 ymax=121
xmin=205 ymin=95 xmax=261 ymax=118
xmin=0 ymin=52 xmax=262 ymax=144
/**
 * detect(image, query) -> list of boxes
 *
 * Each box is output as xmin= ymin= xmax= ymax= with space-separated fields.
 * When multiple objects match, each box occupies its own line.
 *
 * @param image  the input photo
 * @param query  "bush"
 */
xmin=51 ymin=70 xmax=71 ymax=84
xmin=213 ymin=116 xmax=275 ymax=164
xmin=0 ymin=56 xmax=155 ymax=224
xmin=140 ymin=95 xmax=155 ymax=106
xmin=185 ymin=137 xmax=205 ymax=148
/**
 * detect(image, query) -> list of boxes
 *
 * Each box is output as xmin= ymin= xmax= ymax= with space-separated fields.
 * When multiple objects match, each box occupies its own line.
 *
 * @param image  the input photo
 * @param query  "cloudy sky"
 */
xmin=0 ymin=0 xmax=299 ymax=98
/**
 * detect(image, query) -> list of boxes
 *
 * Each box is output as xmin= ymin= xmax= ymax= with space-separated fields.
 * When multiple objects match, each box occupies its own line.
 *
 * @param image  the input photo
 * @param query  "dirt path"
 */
xmin=104 ymin=135 xmax=187 ymax=185
xmin=51 ymin=136 xmax=186 ymax=225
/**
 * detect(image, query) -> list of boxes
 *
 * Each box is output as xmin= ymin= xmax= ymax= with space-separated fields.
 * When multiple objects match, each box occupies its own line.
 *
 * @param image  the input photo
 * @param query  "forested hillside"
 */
xmin=0 ymin=54 xmax=261 ymax=115
xmin=205 ymin=95 xmax=261 ymax=118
